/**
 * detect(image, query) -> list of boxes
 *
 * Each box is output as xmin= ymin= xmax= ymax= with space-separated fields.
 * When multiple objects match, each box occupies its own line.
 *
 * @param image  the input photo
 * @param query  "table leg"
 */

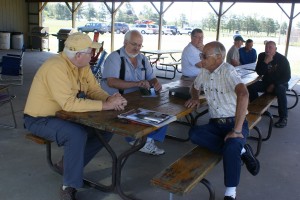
xmin=115 ymin=137 xmax=147 ymax=200
xmin=95 ymin=132 xmax=147 ymax=200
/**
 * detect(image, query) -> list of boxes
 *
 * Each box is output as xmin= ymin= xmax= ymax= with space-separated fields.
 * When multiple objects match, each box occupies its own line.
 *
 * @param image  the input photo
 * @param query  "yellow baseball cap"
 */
xmin=64 ymin=32 xmax=102 ymax=51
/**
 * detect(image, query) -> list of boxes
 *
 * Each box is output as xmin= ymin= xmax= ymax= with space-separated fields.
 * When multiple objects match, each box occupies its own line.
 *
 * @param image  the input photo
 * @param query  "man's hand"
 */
xmin=266 ymin=84 xmax=275 ymax=93
xmin=264 ymin=54 xmax=274 ymax=64
xmin=197 ymin=43 xmax=204 ymax=51
xmin=137 ymin=80 xmax=151 ymax=89
xmin=224 ymin=130 xmax=244 ymax=141
xmin=152 ymin=81 xmax=162 ymax=92
xmin=105 ymin=93 xmax=127 ymax=111
xmin=184 ymin=98 xmax=200 ymax=108
xmin=195 ymin=61 xmax=203 ymax=68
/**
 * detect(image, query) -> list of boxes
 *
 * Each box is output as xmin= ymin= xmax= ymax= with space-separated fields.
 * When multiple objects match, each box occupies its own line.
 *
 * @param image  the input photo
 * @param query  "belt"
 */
xmin=209 ymin=117 xmax=235 ymax=124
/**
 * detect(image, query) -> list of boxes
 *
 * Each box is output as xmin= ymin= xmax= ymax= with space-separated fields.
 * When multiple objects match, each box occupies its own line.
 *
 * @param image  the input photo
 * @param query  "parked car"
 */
xmin=177 ymin=27 xmax=193 ymax=35
xmin=77 ymin=22 xmax=108 ymax=34
xmin=149 ymin=24 xmax=159 ymax=34
xmin=162 ymin=26 xmax=173 ymax=35
xmin=163 ymin=25 xmax=178 ymax=35
xmin=132 ymin=24 xmax=153 ymax=34
xmin=107 ymin=22 xmax=129 ymax=34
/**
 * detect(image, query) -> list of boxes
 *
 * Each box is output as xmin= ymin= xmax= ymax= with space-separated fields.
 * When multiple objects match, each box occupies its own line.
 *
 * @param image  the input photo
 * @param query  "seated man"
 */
xmin=101 ymin=30 xmax=166 ymax=156
xmin=239 ymin=39 xmax=257 ymax=65
xmin=23 ymin=33 xmax=127 ymax=200
xmin=247 ymin=41 xmax=291 ymax=128
xmin=185 ymin=41 xmax=260 ymax=200
xmin=181 ymin=28 xmax=204 ymax=78
xmin=226 ymin=36 xmax=245 ymax=66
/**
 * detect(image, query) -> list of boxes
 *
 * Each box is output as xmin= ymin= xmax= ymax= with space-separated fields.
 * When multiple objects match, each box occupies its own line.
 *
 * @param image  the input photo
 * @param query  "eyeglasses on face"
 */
xmin=199 ymin=52 xmax=218 ymax=60
xmin=128 ymin=41 xmax=143 ymax=48
xmin=78 ymin=51 xmax=93 ymax=55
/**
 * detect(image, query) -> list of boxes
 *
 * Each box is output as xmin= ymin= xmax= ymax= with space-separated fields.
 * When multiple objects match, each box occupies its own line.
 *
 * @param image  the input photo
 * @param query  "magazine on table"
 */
xmin=118 ymin=108 xmax=177 ymax=127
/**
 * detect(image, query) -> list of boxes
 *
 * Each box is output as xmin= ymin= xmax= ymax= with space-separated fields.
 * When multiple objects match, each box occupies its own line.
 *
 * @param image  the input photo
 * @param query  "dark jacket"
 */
xmin=255 ymin=52 xmax=291 ymax=86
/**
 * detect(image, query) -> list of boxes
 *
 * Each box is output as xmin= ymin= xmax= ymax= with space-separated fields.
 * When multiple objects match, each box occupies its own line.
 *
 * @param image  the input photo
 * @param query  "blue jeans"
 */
xmin=248 ymin=81 xmax=288 ymax=119
xmin=125 ymin=125 xmax=167 ymax=143
xmin=189 ymin=119 xmax=249 ymax=187
xmin=24 ymin=115 xmax=113 ymax=189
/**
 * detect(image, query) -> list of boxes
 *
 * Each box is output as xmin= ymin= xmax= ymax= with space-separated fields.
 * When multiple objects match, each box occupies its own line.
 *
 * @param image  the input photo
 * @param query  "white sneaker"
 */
xmin=138 ymin=139 xmax=165 ymax=155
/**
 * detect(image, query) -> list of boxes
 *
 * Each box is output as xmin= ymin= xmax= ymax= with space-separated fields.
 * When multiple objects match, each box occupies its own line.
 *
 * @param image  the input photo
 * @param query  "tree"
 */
xmin=204 ymin=13 xmax=217 ymax=31
xmin=83 ymin=3 xmax=97 ymax=21
xmin=98 ymin=3 xmax=109 ymax=22
xmin=44 ymin=3 xmax=56 ymax=19
xmin=280 ymin=21 xmax=288 ymax=35
xmin=179 ymin=13 xmax=188 ymax=28
xmin=243 ymin=16 xmax=260 ymax=34
xmin=262 ymin=18 xmax=279 ymax=36
xmin=55 ymin=3 xmax=71 ymax=20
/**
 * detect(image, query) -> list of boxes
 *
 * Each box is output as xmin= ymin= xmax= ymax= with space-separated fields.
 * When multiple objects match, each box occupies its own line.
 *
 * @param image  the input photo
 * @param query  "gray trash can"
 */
xmin=0 ymin=31 xmax=11 ymax=49
xmin=11 ymin=32 xmax=24 ymax=50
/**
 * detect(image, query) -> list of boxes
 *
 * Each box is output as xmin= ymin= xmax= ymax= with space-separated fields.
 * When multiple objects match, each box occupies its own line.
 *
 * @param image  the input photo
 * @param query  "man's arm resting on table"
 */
xmin=102 ymin=93 xmax=127 ymax=111
xmin=184 ymin=84 xmax=201 ymax=108
xmin=230 ymin=59 xmax=240 ymax=67
xmin=107 ymin=77 xmax=150 ymax=90
xmin=148 ymin=78 xmax=162 ymax=92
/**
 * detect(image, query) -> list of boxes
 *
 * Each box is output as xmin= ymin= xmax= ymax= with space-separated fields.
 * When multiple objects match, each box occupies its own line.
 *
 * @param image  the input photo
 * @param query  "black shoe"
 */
xmin=241 ymin=144 xmax=260 ymax=176
xmin=274 ymin=118 xmax=287 ymax=128
xmin=224 ymin=196 xmax=236 ymax=200
xmin=60 ymin=187 xmax=77 ymax=200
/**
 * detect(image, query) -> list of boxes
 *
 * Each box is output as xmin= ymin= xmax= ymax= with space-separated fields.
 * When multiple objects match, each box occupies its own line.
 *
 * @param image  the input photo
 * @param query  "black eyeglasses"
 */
xmin=199 ymin=53 xmax=217 ymax=60
xmin=128 ymin=41 xmax=143 ymax=48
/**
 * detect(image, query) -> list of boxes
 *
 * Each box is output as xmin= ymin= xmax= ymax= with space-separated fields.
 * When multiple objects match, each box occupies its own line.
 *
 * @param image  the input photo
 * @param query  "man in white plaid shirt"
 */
xmin=185 ymin=41 xmax=260 ymax=200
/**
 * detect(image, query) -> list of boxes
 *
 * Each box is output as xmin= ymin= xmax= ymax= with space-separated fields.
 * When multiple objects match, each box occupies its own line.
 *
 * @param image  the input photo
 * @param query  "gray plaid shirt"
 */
xmin=194 ymin=62 xmax=245 ymax=118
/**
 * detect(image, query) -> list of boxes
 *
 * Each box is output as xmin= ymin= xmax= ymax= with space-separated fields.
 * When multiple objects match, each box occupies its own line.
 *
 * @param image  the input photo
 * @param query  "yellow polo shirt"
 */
xmin=24 ymin=52 xmax=110 ymax=117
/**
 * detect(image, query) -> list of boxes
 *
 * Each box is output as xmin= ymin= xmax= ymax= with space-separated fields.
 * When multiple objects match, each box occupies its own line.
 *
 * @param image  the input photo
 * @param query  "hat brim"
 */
xmin=90 ymin=41 xmax=102 ymax=49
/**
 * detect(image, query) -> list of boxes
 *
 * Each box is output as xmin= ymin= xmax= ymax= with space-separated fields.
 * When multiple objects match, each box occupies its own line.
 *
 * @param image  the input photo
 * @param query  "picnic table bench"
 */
xmin=151 ymin=112 xmax=262 ymax=200
xmin=156 ymin=61 xmax=182 ymax=80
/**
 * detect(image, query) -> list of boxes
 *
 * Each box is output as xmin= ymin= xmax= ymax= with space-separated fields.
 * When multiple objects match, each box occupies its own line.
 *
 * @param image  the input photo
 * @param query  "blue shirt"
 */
xmin=239 ymin=47 xmax=257 ymax=65
xmin=101 ymin=47 xmax=155 ymax=95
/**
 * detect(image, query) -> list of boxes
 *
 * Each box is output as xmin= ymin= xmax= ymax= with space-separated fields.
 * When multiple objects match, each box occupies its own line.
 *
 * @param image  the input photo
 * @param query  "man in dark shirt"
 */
xmin=247 ymin=41 xmax=291 ymax=128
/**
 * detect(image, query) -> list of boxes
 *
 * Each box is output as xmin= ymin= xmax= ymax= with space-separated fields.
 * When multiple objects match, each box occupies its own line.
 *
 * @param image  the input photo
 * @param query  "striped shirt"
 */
xmin=194 ymin=62 xmax=245 ymax=118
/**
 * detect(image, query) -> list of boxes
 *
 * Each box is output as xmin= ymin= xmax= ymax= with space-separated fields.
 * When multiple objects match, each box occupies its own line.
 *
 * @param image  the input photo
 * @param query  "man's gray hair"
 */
xmin=211 ymin=41 xmax=226 ymax=60
xmin=63 ymin=47 xmax=90 ymax=59
xmin=124 ymin=30 xmax=142 ymax=43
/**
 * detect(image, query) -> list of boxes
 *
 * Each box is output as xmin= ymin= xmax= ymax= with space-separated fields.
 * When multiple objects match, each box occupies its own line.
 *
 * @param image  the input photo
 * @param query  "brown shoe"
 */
xmin=60 ymin=187 xmax=77 ymax=200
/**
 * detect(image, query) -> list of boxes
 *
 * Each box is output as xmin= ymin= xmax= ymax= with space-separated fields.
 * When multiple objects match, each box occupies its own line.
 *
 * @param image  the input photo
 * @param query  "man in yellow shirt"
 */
xmin=24 ymin=32 xmax=127 ymax=200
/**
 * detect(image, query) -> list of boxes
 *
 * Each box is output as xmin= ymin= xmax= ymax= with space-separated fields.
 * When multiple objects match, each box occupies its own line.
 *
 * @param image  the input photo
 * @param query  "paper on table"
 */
xmin=118 ymin=108 xmax=176 ymax=127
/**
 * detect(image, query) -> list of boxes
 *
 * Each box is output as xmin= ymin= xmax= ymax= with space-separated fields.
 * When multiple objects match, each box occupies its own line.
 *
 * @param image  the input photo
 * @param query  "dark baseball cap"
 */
xmin=234 ymin=36 xmax=245 ymax=42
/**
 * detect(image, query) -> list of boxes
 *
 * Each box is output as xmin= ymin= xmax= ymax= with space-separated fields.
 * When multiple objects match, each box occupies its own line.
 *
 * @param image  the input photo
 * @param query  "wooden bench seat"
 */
xmin=25 ymin=133 xmax=60 ymax=173
xmin=151 ymin=146 xmax=222 ymax=200
xmin=248 ymin=93 xmax=277 ymax=141
xmin=152 ymin=114 xmax=261 ymax=200
xmin=156 ymin=61 xmax=181 ymax=80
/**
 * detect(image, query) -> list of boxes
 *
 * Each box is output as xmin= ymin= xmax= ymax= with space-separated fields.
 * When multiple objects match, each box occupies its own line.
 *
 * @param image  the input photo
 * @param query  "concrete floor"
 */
xmin=1 ymin=50 xmax=300 ymax=200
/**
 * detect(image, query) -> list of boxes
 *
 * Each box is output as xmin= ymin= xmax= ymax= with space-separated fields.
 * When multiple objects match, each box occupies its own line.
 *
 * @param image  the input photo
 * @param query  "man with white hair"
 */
xmin=101 ymin=30 xmax=166 ymax=156
xmin=24 ymin=32 xmax=127 ymax=200
xmin=185 ymin=41 xmax=260 ymax=200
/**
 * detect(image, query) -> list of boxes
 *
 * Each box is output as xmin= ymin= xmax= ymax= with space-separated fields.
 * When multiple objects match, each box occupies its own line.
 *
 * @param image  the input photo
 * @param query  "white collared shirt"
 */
xmin=194 ymin=62 xmax=244 ymax=118
xmin=181 ymin=42 xmax=202 ymax=77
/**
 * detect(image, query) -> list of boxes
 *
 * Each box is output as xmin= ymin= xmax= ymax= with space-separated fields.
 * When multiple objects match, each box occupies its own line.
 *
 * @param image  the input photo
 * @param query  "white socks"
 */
xmin=225 ymin=187 xmax=236 ymax=198
xmin=240 ymin=147 xmax=246 ymax=155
